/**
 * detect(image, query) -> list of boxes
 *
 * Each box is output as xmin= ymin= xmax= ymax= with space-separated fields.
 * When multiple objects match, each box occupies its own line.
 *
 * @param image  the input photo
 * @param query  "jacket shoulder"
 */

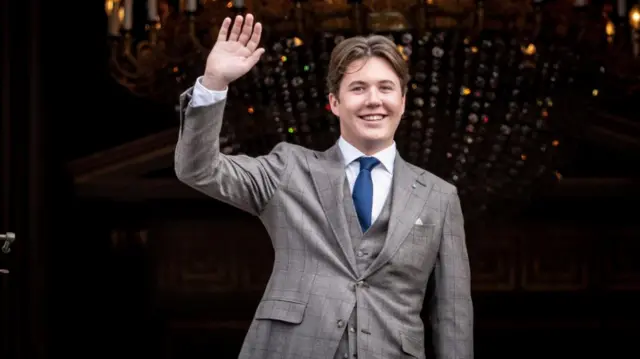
xmin=405 ymin=161 xmax=457 ymax=195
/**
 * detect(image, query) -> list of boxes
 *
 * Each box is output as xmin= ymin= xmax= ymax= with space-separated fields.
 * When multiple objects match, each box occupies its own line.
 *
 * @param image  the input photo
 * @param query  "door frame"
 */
xmin=1 ymin=1 xmax=49 ymax=358
xmin=1 ymin=0 xmax=15 ymax=356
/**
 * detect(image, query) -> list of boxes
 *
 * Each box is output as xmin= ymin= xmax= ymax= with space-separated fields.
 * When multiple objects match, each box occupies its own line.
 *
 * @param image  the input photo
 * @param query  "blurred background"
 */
xmin=2 ymin=0 xmax=639 ymax=358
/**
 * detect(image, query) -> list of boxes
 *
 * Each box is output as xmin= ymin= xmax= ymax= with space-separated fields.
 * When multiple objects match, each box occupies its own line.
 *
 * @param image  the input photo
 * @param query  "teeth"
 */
xmin=361 ymin=115 xmax=384 ymax=121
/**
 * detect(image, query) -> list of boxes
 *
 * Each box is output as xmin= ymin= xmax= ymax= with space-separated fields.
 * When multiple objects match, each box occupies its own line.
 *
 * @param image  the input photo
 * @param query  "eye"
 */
xmin=351 ymin=86 xmax=364 ymax=92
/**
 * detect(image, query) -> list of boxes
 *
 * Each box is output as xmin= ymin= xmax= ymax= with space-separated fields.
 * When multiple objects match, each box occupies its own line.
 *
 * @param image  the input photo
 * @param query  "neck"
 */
xmin=341 ymin=136 xmax=393 ymax=156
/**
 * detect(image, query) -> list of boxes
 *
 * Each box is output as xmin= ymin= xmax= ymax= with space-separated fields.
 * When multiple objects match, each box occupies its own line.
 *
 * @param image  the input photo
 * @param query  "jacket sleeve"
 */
xmin=174 ymin=87 xmax=291 ymax=216
xmin=429 ymin=188 xmax=474 ymax=359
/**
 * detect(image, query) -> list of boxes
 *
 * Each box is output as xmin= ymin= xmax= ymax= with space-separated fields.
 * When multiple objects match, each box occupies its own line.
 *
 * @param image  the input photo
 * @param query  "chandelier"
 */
xmin=104 ymin=0 xmax=640 ymax=219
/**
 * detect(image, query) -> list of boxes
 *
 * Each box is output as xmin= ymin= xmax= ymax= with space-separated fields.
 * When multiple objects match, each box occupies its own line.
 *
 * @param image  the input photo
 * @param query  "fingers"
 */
xmin=216 ymin=17 xmax=232 ymax=42
xmin=246 ymin=21 xmax=262 ymax=53
xmin=237 ymin=14 xmax=254 ymax=46
xmin=220 ymin=14 xmax=260 ymax=47
xmin=228 ymin=15 xmax=244 ymax=42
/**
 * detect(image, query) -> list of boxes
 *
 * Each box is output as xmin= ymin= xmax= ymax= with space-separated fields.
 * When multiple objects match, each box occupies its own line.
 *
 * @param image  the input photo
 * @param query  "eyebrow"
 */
xmin=347 ymin=80 xmax=397 ymax=87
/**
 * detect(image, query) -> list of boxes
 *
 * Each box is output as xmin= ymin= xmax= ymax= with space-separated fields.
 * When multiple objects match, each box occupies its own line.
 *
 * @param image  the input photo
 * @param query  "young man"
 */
xmin=175 ymin=13 xmax=473 ymax=359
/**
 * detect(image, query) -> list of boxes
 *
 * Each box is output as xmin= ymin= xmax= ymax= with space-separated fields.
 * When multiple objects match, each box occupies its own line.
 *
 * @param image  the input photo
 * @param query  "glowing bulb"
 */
xmin=105 ymin=0 xmax=115 ymax=15
xmin=630 ymin=5 xmax=640 ymax=30
xmin=606 ymin=20 xmax=615 ymax=37
xmin=522 ymin=43 xmax=536 ymax=56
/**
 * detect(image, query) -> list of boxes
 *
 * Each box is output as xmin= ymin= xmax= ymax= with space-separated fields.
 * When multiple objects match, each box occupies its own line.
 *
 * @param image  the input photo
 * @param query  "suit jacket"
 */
xmin=174 ymin=87 xmax=473 ymax=359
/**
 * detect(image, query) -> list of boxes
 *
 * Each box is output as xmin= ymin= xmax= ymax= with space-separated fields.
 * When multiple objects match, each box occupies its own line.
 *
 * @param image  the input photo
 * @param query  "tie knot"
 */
xmin=358 ymin=157 xmax=380 ymax=172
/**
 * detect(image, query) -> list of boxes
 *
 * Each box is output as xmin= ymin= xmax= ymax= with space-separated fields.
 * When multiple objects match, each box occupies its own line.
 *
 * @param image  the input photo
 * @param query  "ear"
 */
xmin=328 ymin=92 xmax=340 ymax=118
xmin=400 ymin=92 xmax=406 ymax=117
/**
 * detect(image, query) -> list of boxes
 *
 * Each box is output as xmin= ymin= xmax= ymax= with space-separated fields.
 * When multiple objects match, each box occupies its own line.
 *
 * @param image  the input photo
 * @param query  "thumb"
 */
xmin=246 ymin=48 xmax=265 ymax=67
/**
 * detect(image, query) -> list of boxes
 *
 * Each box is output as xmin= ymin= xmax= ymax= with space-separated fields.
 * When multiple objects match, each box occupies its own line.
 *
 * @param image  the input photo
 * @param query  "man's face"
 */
xmin=329 ymin=56 xmax=406 ymax=155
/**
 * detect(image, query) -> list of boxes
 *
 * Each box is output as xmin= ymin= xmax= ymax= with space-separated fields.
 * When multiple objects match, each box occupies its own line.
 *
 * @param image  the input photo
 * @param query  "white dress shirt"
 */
xmin=191 ymin=76 xmax=396 ymax=223
xmin=337 ymin=137 xmax=395 ymax=224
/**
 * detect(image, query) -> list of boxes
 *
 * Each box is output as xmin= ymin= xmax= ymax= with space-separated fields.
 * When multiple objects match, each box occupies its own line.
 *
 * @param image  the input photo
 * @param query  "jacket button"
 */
xmin=337 ymin=320 xmax=345 ymax=328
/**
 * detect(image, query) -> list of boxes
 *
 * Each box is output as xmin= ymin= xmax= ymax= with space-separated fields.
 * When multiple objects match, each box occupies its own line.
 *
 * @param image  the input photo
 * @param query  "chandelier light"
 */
xmin=104 ymin=0 xmax=639 ymax=218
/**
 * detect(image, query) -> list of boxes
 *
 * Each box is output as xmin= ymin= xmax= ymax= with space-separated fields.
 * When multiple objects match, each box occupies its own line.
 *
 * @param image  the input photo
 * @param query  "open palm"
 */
xmin=204 ymin=14 xmax=265 ymax=88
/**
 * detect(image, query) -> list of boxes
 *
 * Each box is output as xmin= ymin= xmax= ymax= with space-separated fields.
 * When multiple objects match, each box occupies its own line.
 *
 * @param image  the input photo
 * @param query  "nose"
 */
xmin=365 ymin=88 xmax=382 ymax=107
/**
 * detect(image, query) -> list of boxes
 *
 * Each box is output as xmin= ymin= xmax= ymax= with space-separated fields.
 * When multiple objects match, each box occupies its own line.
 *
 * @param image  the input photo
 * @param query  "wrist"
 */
xmin=202 ymin=75 xmax=228 ymax=91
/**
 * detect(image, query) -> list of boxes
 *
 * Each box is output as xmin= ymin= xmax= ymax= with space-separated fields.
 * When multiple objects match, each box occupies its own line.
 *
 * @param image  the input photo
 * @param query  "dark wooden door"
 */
xmin=1 ymin=1 xmax=50 ymax=358
xmin=1 ymin=0 xmax=20 ymax=356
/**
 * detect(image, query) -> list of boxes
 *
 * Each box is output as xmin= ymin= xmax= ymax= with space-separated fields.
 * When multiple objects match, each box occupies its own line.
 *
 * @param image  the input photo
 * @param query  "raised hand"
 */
xmin=203 ymin=14 xmax=265 ymax=90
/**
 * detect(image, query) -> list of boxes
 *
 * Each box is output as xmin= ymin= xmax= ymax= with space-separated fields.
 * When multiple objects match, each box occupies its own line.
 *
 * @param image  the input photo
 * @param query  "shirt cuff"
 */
xmin=191 ymin=76 xmax=228 ymax=107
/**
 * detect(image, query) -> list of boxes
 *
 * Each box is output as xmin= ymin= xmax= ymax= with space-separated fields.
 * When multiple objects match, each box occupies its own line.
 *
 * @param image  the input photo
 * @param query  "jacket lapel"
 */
xmin=361 ymin=155 xmax=434 ymax=278
xmin=308 ymin=144 xmax=359 ymax=276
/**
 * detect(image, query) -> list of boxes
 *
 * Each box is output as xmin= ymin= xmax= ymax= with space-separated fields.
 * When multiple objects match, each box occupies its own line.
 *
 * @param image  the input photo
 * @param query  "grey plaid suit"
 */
xmin=174 ymin=87 xmax=474 ymax=359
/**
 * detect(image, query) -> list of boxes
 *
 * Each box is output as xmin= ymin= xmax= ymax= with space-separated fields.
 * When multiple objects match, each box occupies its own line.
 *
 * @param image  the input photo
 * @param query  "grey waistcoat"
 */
xmin=333 ymin=179 xmax=393 ymax=359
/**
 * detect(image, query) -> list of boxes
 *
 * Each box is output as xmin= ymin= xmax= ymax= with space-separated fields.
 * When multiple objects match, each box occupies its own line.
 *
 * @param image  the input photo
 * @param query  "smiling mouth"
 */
xmin=358 ymin=115 xmax=387 ymax=121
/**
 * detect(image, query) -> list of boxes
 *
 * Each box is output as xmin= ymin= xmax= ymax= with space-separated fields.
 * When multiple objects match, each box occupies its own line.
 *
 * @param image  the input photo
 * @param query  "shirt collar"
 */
xmin=337 ymin=136 xmax=396 ymax=174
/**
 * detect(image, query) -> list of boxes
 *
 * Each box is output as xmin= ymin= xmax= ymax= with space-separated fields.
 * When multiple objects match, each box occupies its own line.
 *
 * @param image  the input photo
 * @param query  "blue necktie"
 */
xmin=352 ymin=157 xmax=380 ymax=232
